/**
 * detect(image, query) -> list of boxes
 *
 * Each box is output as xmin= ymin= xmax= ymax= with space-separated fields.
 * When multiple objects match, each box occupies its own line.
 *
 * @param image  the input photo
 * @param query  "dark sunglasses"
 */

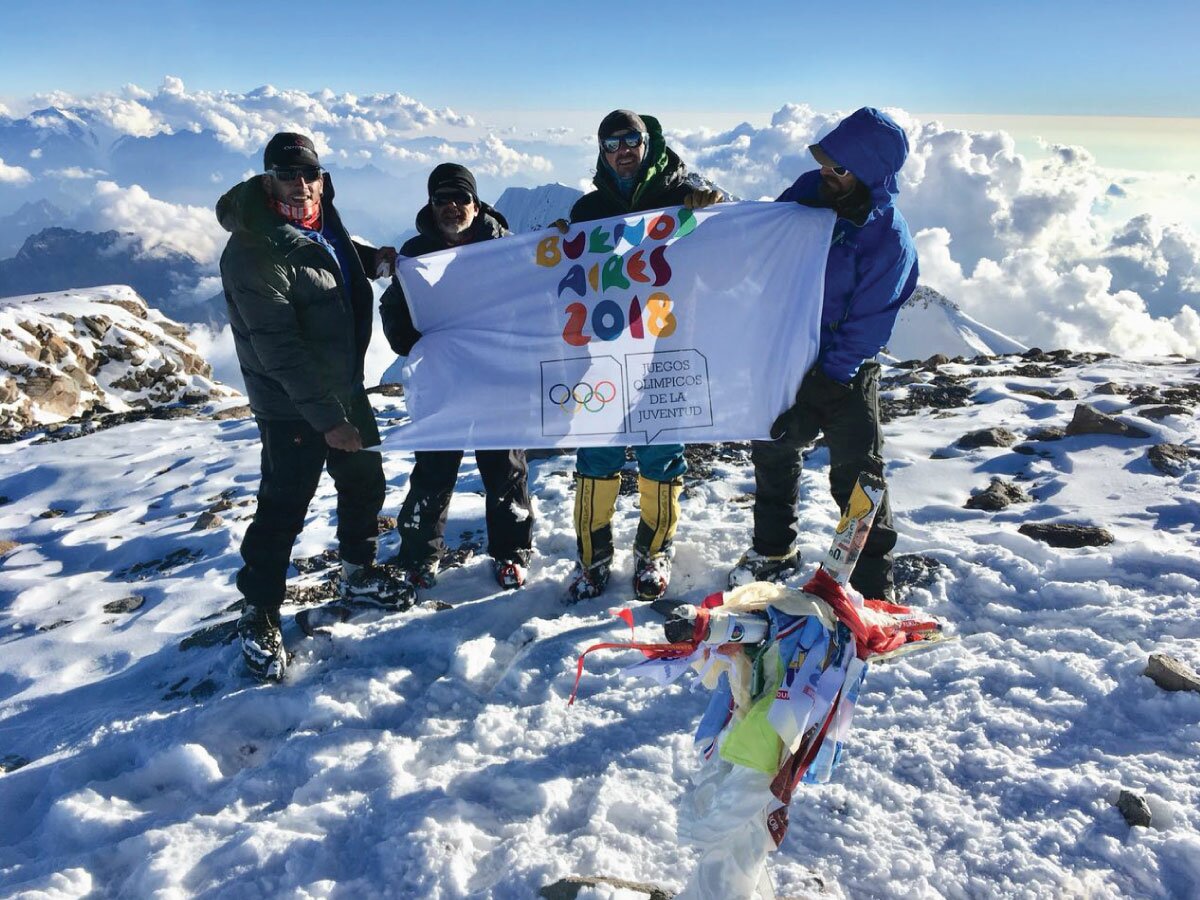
xmin=431 ymin=190 xmax=474 ymax=207
xmin=268 ymin=166 xmax=323 ymax=183
xmin=825 ymin=164 xmax=850 ymax=177
xmin=600 ymin=132 xmax=648 ymax=154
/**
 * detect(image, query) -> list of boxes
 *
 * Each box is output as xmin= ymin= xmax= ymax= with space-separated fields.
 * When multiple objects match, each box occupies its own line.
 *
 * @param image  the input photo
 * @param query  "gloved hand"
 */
xmin=684 ymin=188 xmax=723 ymax=210
xmin=769 ymin=404 xmax=798 ymax=440
xmin=548 ymin=218 xmax=570 ymax=234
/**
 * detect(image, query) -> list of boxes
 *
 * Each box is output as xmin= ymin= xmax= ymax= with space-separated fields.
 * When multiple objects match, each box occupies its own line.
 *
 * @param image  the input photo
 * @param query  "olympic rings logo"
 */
xmin=549 ymin=380 xmax=617 ymax=414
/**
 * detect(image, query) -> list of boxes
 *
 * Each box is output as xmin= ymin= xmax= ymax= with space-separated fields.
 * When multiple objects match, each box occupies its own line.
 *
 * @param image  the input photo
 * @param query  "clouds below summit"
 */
xmin=2 ymin=83 xmax=1198 ymax=357
xmin=669 ymin=104 xmax=1200 ymax=357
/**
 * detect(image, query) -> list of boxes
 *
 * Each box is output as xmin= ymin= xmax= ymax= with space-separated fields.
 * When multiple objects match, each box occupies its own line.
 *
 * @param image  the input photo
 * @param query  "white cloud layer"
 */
xmin=87 ymin=181 xmax=227 ymax=265
xmin=0 ymin=157 xmax=33 ymax=184
xmin=3 ymin=83 xmax=1198 ymax=357
xmin=671 ymin=104 xmax=1200 ymax=357
xmin=31 ymin=77 xmax=476 ymax=155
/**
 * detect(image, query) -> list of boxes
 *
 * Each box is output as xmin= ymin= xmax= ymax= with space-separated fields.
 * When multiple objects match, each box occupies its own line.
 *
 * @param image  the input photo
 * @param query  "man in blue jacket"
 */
xmin=729 ymin=107 xmax=919 ymax=601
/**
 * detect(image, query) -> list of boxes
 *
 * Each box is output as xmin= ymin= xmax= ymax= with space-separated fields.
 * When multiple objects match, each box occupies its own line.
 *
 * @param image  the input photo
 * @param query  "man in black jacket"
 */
xmin=380 ymin=164 xmax=534 ymax=593
xmin=218 ymin=132 xmax=402 ymax=681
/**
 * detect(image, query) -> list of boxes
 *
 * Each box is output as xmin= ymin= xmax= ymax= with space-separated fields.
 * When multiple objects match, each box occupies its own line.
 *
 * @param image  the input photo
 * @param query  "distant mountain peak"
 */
xmin=886 ymin=284 xmax=1027 ymax=361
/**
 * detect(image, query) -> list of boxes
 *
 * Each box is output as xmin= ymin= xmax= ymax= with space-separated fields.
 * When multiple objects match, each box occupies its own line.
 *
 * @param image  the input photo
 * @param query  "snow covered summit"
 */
xmin=886 ymin=284 xmax=1028 ymax=361
xmin=494 ymin=183 xmax=583 ymax=233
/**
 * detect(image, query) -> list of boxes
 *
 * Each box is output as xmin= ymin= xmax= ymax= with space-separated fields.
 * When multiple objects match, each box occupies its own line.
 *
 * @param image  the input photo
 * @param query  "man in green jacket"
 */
xmin=217 ymin=132 xmax=402 ymax=681
xmin=562 ymin=110 xmax=721 ymax=603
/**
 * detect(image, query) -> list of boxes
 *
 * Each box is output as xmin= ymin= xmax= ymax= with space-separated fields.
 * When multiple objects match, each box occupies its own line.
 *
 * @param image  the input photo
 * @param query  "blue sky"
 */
xmin=2 ymin=0 xmax=1198 ymax=118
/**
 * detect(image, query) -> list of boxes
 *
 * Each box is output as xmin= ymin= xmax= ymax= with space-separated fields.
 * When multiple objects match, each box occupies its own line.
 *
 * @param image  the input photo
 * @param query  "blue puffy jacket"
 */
xmin=777 ymin=107 xmax=919 ymax=383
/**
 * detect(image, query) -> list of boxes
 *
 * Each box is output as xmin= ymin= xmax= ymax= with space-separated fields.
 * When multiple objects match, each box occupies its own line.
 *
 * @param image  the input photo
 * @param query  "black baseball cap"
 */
xmin=264 ymin=132 xmax=320 ymax=170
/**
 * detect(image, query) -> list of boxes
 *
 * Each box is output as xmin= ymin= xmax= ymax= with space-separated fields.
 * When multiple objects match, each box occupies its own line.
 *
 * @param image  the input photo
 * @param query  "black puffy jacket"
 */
xmin=217 ymin=175 xmax=376 ymax=431
xmin=379 ymin=201 xmax=509 ymax=356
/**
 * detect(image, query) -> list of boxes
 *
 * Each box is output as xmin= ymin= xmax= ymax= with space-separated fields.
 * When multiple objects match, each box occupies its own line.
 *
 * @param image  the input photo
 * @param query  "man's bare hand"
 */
xmin=548 ymin=218 xmax=570 ymax=234
xmin=374 ymin=246 xmax=398 ymax=278
xmin=324 ymin=421 xmax=363 ymax=451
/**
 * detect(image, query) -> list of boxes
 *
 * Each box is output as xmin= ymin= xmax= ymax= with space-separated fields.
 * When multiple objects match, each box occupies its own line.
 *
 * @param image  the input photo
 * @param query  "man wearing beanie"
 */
xmin=379 ymin=163 xmax=535 ymax=594
xmin=217 ymin=132 xmax=403 ymax=682
xmin=562 ymin=110 xmax=723 ymax=604
xmin=729 ymin=107 xmax=919 ymax=603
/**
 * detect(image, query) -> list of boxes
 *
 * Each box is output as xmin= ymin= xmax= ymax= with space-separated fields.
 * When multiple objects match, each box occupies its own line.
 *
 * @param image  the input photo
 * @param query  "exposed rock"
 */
xmin=211 ymin=404 xmax=251 ymax=420
xmin=103 ymin=595 xmax=146 ymax=614
xmin=880 ymin=374 xmax=974 ymax=421
xmin=958 ymin=427 xmax=1018 ymax=449
xmin=116 ymin=547 xmax=203 ymax=580
xmin=292 ymin=549 xmax=341 ymax=574
xmin=1055 ymin=388 xmax=1078 ymax=400
xmin=1139 ymin=405 xmax=1191 ymax=421
xmin=38 ymin=508 xmax=67 ymax=519
xmin=1018 ymin=523 xmax=1114 ymax=548
xmin=892 ymin=554 xmax=945 ymax=590
xmin=540 ymin=875 xmax=673 ymax=900
xmin=1007 ymin=364 xmax=1060 ymax=379
xmin=37 ymin=619 xmax=73 ymax=632
xmin=1065 ymin=404 xmax=1151 ymax=439
xmin=179 ymin=620 xmax=239 ymax=651
xmin=1013 ymin=387 xmax=1056 ymax=400
xmin=0 ymin=287 xmax=235 ymax=440
xmin=1093 ymin=382 xmax=1126 ymax=395
xmin=1144 ymin=653 xmax=1200 ymax=694
xmin=1027 ymin=426 xmax=1066 ymax=442
xmin=367 ymin=382 xmax=405 ymax=397
xmin=0 ymin=754 xmax=31 ymax=773
xmin=192 ymin=511 xmax=224 ymax=531
xmin=1148 ymin=444 xmax=1200 ymax=476
xmin=965 ymin=479 xmax=1032 ymax=511
xmin=0 ymin=539 xmax=20 ymax=555
xmin=1116 ymin=790 xmax=1152 ymax=828
xmin=923 ymin=353 xmax=951 ymax=369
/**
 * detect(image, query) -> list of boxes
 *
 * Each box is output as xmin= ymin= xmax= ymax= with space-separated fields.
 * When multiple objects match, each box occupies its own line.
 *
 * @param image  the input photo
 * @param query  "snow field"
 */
xmin=1 ymin=356 xmax=1198 ymax=898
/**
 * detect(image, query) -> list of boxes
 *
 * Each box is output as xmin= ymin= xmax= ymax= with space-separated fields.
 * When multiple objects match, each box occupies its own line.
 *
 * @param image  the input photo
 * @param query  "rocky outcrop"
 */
xmin=1065 ymin=404 xmax=1151 ymax=439
xmin=0 ymin=286 xmax=235 ymax=440
xmin=1018 ymin=523 xmax=1115 ymax=548
xmin=966 ymin=479 xmax=1032 ymax=511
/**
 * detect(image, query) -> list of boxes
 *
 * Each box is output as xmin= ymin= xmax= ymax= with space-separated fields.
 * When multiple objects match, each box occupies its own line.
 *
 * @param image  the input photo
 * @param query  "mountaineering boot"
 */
xmin=493 ymin=557 xmax=528 ymax=590
xmin=400 ymin=559 xmax=439 ymax=591
xmin=727 ymin=549 xmax=801 ymax=589
xmin=633 ymin=549 xmax=674 ymax=601
xmin=569 ymin=473 xmax=620 ymax=599
xmin=566 ymin=559 xmax=612 ymax=603
xmin=238 ymin=603 xmax=287 ymax=682
xmin=340 ymin=563 xmax=416 ymax=611
xmin=631 ymin=475 xmax=682 ymax=600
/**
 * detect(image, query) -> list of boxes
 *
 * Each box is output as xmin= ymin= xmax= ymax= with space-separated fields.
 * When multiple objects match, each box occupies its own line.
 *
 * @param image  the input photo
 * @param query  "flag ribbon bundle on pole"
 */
xmin=568 ymin=475 xmax=953 ymax=898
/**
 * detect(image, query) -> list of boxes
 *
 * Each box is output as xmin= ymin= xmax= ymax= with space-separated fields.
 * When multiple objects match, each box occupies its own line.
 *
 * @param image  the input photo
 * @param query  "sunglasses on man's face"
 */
xmin=431 ymin=190 xmax=474 ymax=208
xmin=825 ymin=165 xmax=850 ymax=177
xmin=600 ymin=132 xmax=648 ymax=154
xmin=268 ymin=166 xmax=323 ymax=183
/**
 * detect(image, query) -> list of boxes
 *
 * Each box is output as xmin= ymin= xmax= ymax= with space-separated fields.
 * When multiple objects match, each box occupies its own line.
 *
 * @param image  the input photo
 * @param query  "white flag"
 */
xmin=384 ymin=201 xmax=832 ymax=451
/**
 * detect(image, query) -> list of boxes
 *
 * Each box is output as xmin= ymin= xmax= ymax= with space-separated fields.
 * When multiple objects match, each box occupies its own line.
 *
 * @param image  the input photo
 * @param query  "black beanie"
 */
xmin=597 ymin=110 xmax=647 ymax=140
xmin=428 ymin=163 xmax=477 ymax=199
xmin=263 ymin=132 xmax=320 ymax=169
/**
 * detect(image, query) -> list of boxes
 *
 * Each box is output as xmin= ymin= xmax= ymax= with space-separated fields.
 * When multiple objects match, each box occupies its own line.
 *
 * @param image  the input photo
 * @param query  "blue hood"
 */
xmin=816 ymin=107 xmax=909 ymax=211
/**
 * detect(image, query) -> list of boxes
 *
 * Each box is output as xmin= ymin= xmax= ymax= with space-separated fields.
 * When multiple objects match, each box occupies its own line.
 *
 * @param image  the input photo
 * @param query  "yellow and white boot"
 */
xmin=568 ymin=473 xmax=620 ymax=602
xmin=633 ymin=475 xmax=682 ymax=601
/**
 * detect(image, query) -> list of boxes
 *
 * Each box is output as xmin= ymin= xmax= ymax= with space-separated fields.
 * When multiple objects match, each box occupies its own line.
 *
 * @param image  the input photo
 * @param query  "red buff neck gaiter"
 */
xmin=270 ymin=198 xmax=321 ymax=231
